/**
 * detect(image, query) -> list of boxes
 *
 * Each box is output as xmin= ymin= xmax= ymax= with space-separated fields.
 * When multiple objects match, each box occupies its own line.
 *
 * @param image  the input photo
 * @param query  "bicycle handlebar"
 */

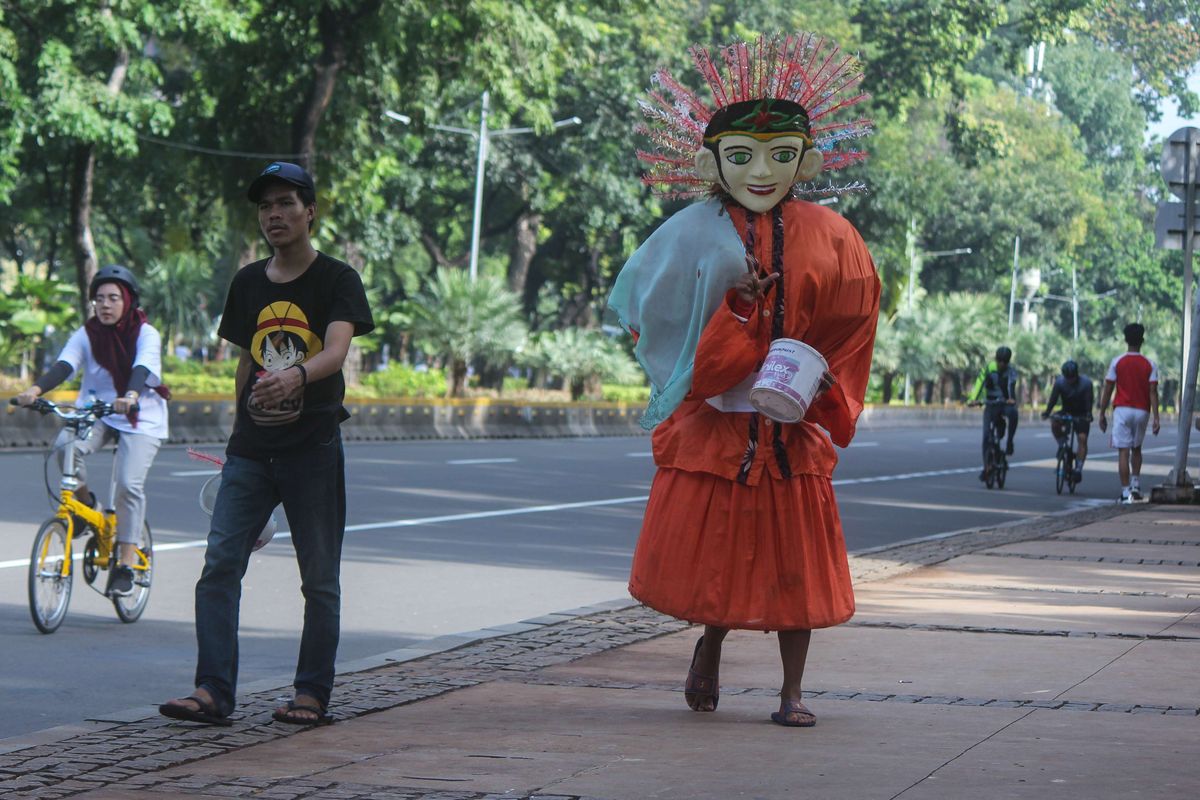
xmin=1047 ymin=411 xmax=1092 ymax=422
xmin=9 ymin=396 xmax=121 ymax=421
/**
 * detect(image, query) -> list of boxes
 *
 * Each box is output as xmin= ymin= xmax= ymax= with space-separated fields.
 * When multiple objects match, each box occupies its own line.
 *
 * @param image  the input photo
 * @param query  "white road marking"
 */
xmin=6 ymin=440 xmax=1194 ymax=571
xmin=1035 ymin=433 xmax=1052 ymax=438
xmin=625 ymin=452 xmax=654 ymax=458
xmin=447 ymin=458 xmax=517 ymax=465
xmin=169 ymin=469 xmax=221 ymax=477
xmin=923 ymin=438 xmax=950 ymax=444
xmin=0 ymin=496 xmax=652 ymax=569
xmin=848 ymin=441 xmax=879 ymax=448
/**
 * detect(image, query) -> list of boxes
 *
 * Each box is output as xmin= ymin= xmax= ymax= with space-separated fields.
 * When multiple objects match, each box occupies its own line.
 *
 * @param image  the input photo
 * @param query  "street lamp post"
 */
xmin=1040 ymin=266 xmax=1116 ymax=340
xmin=386 ymin=92 xmax=582 ymax=281
xmin=1008 ymin=235 xmax=1020 ymax=331
xmin=903 ymin=217 xmax=971 ymax=403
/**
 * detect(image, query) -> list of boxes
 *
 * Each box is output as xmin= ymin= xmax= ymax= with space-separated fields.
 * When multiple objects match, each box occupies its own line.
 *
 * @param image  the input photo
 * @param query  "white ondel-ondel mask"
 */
xmin=695 ymin=134 xmax=823 ymax=213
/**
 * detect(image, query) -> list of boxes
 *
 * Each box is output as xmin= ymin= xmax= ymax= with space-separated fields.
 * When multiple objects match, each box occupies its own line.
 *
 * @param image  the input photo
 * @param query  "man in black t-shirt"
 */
xmin=160 ymin=162 xmax=374 ymax=727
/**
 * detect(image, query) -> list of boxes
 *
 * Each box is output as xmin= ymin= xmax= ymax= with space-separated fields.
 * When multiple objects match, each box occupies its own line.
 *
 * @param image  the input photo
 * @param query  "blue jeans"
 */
xmin=194 ymin=433 xmax=346 ymax=715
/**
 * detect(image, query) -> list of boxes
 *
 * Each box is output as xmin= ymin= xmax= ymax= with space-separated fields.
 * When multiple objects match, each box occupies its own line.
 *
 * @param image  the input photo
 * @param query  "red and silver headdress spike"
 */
xmin=636 ymin=33 xmax=873 ymax=198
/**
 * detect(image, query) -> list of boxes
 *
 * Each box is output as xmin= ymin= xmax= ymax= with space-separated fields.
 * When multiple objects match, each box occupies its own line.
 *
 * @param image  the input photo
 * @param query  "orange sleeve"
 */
xmin=688 ymin=289 xmax=767 ymax=399
xmin=804 ymin=228 xmax=881 ymax=447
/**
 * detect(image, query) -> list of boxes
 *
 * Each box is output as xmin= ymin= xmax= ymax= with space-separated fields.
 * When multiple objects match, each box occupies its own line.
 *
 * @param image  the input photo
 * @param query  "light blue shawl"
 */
xmin=607 ymin=200 xmax=748 ymax=430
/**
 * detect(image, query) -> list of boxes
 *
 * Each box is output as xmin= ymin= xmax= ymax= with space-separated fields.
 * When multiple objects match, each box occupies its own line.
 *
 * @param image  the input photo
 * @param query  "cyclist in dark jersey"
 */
xmin=969 ymin=346 xmax=1019 ymax=481
xmin=1041 ymin=360 xmax=1094 ymax=483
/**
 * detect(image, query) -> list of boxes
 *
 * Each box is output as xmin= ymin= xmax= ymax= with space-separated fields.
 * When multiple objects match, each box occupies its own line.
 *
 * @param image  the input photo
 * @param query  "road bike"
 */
xmin=13 ymin=398 xmax=153 ymax=633
xmin=976 ymin=399 xmax=1010 ymax=490
xmin=1049 ymin=412 xmax=1082 ymax=495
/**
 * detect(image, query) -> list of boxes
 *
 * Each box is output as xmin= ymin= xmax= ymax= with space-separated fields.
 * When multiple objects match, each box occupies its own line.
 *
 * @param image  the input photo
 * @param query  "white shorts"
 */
xmin=1110 ymin=406 xmax=1150 ymax=450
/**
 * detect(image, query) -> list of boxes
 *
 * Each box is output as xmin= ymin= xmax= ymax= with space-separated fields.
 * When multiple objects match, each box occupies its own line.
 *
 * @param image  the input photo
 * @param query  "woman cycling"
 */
xmin=13 ymin=265 xmax=169 ymax=597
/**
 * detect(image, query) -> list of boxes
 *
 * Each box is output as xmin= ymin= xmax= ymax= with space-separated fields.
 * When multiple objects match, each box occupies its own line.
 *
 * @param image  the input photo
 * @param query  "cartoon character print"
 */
xmin=247 ymin=301 xmax=323 ymax=426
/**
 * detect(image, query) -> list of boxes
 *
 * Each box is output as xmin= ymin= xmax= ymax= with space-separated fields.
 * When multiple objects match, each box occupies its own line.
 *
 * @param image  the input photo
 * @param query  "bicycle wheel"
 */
xmin=28 ymin=518 xmax=73 ymax=634
xmin=997 ymin=453 xmax=1008 ymax=489
xmin=984 ymin=447 xmax=996 ymax=489
xmin=1055 ymin=450 xmax=1066 ymax=495
xmin=1066 ymin=452 xmax=1077 ymax=494
xmin=113 ymin=521 xmax=152 ymax=623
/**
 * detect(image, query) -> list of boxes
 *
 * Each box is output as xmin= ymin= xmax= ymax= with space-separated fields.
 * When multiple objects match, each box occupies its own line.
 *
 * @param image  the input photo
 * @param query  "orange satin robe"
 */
xmin=628 ymin=199 xmax=880 ymax=630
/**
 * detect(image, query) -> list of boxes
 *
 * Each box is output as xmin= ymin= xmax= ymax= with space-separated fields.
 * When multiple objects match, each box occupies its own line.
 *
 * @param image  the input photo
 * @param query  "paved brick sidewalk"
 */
xmin=3 ymin=501 xmax=1197 ymax=800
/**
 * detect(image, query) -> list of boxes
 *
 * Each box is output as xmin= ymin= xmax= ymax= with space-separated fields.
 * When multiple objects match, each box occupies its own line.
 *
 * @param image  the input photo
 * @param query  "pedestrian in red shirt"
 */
xmin=1098 ymin=323 xmax=1159 ymax=502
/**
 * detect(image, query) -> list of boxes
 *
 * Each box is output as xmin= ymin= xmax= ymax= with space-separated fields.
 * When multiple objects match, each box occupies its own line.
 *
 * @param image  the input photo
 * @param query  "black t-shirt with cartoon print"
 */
xmin=218 ymin=253 xmax=374 ymax=459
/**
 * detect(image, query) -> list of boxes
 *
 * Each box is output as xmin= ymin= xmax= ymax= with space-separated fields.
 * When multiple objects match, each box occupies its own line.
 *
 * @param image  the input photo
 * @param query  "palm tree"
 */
xmin=141 ymin=252 xmax=221 ymax=353
xmin=528 ymin=327 xmax=641 ymax=400
xmin=405 ymin=270 xmax=528 ymax=397
xmin=930 ymin=292 xmax=1004 ymax=401
xmin=871 ymin=316 xmax=901 ymax=403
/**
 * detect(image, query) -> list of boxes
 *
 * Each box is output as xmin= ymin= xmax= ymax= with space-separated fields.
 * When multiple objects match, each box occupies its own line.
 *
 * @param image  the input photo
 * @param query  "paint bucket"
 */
xmin=748 ymin=338 xmax=828 ymax=423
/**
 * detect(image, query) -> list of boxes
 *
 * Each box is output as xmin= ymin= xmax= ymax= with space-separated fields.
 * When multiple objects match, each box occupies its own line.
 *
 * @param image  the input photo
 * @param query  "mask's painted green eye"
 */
xmin=726 ymin=151 xmax=752 ymax=165
xmin=773 ymin=150 xmax=797 ymax=163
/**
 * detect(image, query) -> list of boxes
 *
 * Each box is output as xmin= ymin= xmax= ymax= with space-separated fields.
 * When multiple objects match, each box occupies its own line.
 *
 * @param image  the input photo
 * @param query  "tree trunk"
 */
xmin=68 ymin=32 xmax=129 ymax=320
xmin=449 ymin=359 xmax=468 ymax=397
xmin=583 ymin=374 xmax=603 ymax=401
xmin=558 ymin=247 xmax=604 ymax=327
xmin=69 ymin=145 xmax=98 ymax=321
xmin=291 ymin=2 xmax=381 ymax=174
xmin=882 ymin=373 xmax=894 ymax=404
xmin=508 ymin=210 xmax=541 ymax=300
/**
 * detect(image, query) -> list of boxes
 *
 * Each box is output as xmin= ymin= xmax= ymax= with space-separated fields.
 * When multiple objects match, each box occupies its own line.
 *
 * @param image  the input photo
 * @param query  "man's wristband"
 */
xmin=292 ymin=364 xmax=307 ymax=386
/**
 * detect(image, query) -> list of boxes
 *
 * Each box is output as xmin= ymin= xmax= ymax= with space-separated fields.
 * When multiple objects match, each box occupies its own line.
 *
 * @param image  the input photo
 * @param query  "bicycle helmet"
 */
xmin=995 ymin=346 xmax=1012 ymax=363
xmin=1061 ymin=360 xmax=1079 ymax=378
xmin=89 ymin=264 xmax=140 ymax=303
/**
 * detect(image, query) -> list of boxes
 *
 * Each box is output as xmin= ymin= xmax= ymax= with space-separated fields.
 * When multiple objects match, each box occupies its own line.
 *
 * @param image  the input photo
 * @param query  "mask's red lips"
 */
xmin=747 ymin=185 xmax=777 ymax=195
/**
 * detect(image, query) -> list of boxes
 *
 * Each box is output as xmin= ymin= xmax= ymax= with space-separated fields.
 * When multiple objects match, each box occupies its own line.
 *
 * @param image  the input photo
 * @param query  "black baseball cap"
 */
xmin=247 ymin=161 xmax=314 ymax=202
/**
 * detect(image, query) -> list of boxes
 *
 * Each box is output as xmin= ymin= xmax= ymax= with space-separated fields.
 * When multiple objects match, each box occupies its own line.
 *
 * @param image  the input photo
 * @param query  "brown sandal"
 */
xmin=684 ymin=636 xmax=719 ymax=712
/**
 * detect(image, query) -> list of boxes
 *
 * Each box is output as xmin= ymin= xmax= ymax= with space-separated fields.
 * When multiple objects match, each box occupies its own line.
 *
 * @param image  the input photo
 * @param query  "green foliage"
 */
xmin=360 ymin=362 xmax=447 ymax=398
xmin=404 ymin=270 xmax=528 ymax=396
xmin=1 ymin=0 xmax=1197 ymax=414
xmin=601 ymin=383 xmax=651 ymax=403
xmin=0 ymin=271 xmax=77 ymax=371
xmin=161 ymin=370 xmax=234 ymax=395
xmin=525 ymin=327 xmax=641 ymax=399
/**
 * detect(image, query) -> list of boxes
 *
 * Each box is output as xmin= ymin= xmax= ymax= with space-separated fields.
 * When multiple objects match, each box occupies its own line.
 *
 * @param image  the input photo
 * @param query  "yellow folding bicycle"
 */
xmin=13 ymin=397 xmax=153 ymax=633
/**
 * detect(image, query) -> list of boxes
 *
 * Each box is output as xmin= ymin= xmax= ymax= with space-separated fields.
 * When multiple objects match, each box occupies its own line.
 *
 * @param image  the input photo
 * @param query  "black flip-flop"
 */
xmin=272 ymin=699 xmax=334 ymax=726
xmin=771 ymin=699 xmax=816 ymax=728
xmin=158 ymin=694 xmax=232 ymax=727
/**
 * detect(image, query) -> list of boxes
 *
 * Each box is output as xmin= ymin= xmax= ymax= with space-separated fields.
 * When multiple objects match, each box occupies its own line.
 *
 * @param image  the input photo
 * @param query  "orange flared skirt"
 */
xmin=628 ymin=467 xmax=855 ymax=631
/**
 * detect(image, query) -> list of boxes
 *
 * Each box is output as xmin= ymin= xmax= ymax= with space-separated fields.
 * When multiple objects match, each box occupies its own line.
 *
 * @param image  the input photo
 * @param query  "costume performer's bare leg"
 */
xmin=778 ymin=629 xmax=812 ymax=703
xmin=694 ymin=625 xmax=729 ymax=712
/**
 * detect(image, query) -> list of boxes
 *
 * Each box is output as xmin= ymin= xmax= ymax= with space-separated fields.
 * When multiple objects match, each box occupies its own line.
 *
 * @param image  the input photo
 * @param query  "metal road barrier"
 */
xmin=0 ymin=395 xmax=650 ymax=448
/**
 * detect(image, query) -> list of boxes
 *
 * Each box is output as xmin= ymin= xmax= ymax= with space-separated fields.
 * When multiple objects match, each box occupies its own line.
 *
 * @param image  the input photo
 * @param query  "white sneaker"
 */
xmin=1130 ymin=489 xmax=1144 ymax=502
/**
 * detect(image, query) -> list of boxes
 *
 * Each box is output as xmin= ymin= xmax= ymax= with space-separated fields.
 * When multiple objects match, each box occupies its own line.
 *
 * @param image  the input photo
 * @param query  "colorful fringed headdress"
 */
xmin=637 ymin=33 xmax=873 ymax=198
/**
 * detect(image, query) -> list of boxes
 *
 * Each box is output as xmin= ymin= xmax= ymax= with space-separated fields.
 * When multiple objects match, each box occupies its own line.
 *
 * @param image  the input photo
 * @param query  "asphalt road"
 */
xmin=0 ymin=424 xmax=1191 ymax=739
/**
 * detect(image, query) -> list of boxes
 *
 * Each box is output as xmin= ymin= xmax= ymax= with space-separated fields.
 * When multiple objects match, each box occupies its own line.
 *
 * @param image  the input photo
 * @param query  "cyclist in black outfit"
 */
xmin=969 ymin=346 xmax=1019 ymax=481
xmin=1041 ymin=360 xmax=1094 ymax=483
